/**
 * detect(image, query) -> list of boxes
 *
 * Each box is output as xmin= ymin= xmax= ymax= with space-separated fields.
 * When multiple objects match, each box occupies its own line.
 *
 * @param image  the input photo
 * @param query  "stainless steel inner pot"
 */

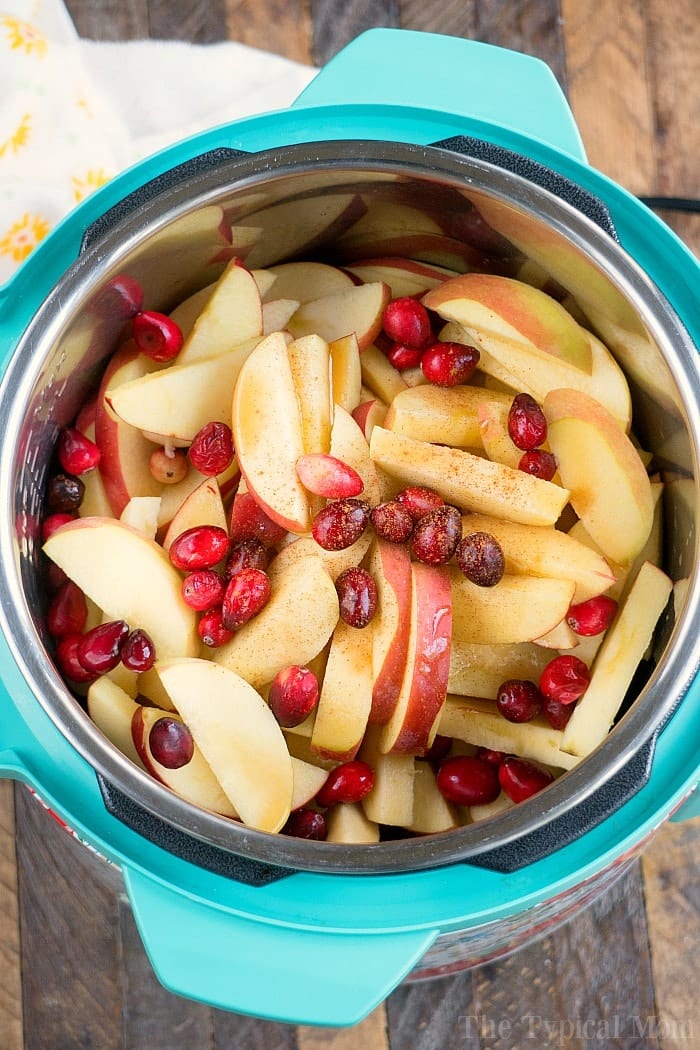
xmin=1 ymin=139 xmax=698 ymax=877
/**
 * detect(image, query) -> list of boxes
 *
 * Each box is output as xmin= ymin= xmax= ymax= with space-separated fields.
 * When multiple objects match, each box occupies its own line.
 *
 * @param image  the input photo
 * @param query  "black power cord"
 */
xmin=638 ymin=196 xmax=700 ymax=213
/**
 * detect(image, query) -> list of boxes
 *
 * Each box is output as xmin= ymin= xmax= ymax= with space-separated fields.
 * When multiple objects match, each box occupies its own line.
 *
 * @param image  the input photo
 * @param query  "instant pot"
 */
xmin=0 ymin=30 xmax=698 ymax=1026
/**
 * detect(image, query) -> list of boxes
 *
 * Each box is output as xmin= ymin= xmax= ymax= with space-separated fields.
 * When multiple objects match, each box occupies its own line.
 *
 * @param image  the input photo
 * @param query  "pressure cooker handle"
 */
xmin=122 ymin=865 xmax=436 ymax=1027
xmin=292 ymin=28 xmax=587 ymax=162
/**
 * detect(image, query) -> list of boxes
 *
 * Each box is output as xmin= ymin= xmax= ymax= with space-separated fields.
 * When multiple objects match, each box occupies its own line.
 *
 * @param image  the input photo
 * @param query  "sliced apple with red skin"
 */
xmin=263 ymin=261 xmax=355 ymax=303
xmin=335 ymin=201 xmax=482 ymax=270
xmin=43 ymin=516 xmax=199 ymax=659
xmin=352 ymin=398 xmax=387 ymax=441
xmin=232 ymin=331 xmax=312 ymax=533
xmin=157 ymin=458 xmax=239 ymax=533
xmin=94 ymin=342 xmax=165 ymax=516
xmin=86 ymin=676 xmax=145 ymax=769
xmin=162 ymin=477 xmax=227 ymax=552
xmin=329 ymin=333 xmax=362 ymax=413
xmin=131 ymin=704 xmax=237 ymax=817
xmin=228 ymin=481 xmax=288 ymax=547
xmin=384 ymin=383 xmax=510 ymax=449
xmin=369 ymin=538 xmax=413 ymax=724
xmin=175 ymin=259 xmax=262 ymax=365
xmin=345 ymin=256 xmax=457 ymax=298
xmin=326 ymin=803 xmax=380 ymax=844
xmin=288 ymin=282 xmax=390 ymax=350
xmin=213 ymin=552 xmax=339 ymax=688
xmin=378 ymin=562 xmax=452 ymax=754
xmin=370 ymin=427 xmax=569 ymax=527
xmin=449 ymin=568 xmax=575 ymax=646
xmin=544 ymin=387 xmax=654 ymax=566
xmin=311 ymin=618 xmax=373 ymax=761
xmin=155 ymin=658 xmax=293 ymax=833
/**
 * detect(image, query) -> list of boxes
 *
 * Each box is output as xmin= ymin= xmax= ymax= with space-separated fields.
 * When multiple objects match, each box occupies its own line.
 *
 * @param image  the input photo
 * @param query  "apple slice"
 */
xmin=335 ymin=200 xmax=480 ymax=269
xmin=288 ymin=282 xmax=390 ymax=350
xmin=287 ymin=334 xmax=333 ymax=456
xmin=369 ymin=538 xmax=413 ymax=724
xmin=329 ymin=333 xmax=362 ymax=413
xmin=448 ymin=640 xmax=552 ymax=699
xmin=175 ymin=259 xmax=262 ymax=365
xmin=359 ymin=726 xmax=415 ymax=827
xmin=155 ymin=658 xmax=293 ymax=833
xmin=311 ymin=619 xmax=373 ymax=761
xmin=290 ymin=757 xmax=330 ymax=811
xmin=383 ymin=384 xmax=510 ymax=449
xmin=329 ymin=404 xmax=381 ymax=506
xmin=162 ymin=477 xmax=227 ymax=551
xmin=241 ymin=194 xmax=367 ymax=269
xmin=449 ymin=568 xmax=575 ymax=646
xmin=157 ymin=456 xmax=239 ymax=533
xmin=378 ymin=562 xmax=452 ymax=754
xmin=120 ymin=496 xmax=161 ymax=539
xmin=131 ymin=704 xmax=238 ymax=817
xmin=213 ymin=551 xmax=339 ymax=688
xmin=477 ymin=400 xmax=523 ymax=468
xmin=262 ymin=298 xmax=299 ymax=334
xmin=263 ymin=261 xmax=355 ymax=302
xmin=352 ymin=398 xmax=387 ymax=441
xmin=407 ymin=763 xmax=459 ymax=834
xmin=544 ymin=387 xmax=654 ymax=566
xmin=345 ymin=257 xmax=457 ymax=298
xmin=43 ymin=516 xmax=199 ymax=659
xmin=86 ymin=677 xmax=144 ymax=768
xmin=232 ymin=331 xmax=312 ymax=533
xmin=169 ymin=282 xmax=215 ymax=339
xmin=360 ymin=343 xmax=408 ymax=404
xmin=370 ymin=427 xmax=569 ymax=527
xmin=561 ymin=560 xmax=673 ymax=757
xmin=326 ymin=803 xmax=381 ymax=844
xmin=136 ymin=667 xmax=177 ymax=711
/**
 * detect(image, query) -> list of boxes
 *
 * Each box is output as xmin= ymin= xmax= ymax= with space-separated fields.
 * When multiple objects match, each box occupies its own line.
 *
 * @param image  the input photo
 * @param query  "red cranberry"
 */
xmin=42 ymin=512 xmax=76 ymax=542
xmin=436 ymin=755 xmax=501 ymax=806
xmin=411 ymin=504 xmax=462 ymax=565
xmin=566 ymin=594 xmax=618 ymax=636
xmin=132 ymin=310 xmax=183 ymax=362
xmin=148 ymin=717 xmax=194 ymax=769
xmin=221 ymin=567 xmax=271 ymax=629
xmin=229 ymin=491 xmax=288 ymax=547
xmin=335 ymin=567 xmax=378 ymax=628
xmin=542 ymin=694 xmax=576 ymax=730
xmin=169 ymin=525 xmax=230 ymax=571
xmin=149 ymin=447 xmax=189 ymax=485
xmin=54 ymin=634 xmax=98 ymax=684
xmin=56 ymin=428 xmax=100 ymax=475
xmin=455 ymin=531 xmax=505 ymax=586
xmin=518 ymin=449 xmax=557 ymax=481
xmin=539 ymin=655 xmax=591 ymax=705
xmin=395 ymin=486 xmax=444 ymax=522
xmin=224 ymin=537 xmax=270 ymax=579
xmin=316 ymin=761 xmax=375 ymax=807
xmin=420 ymin=734 xmax=452 ymax=764
xmin=121 ymin=629 xmax=156 ymax=672
xmin=508 ymin=393 xmax=547 ymax=450
xmin=499 ymin=756 xmax=553 ymax=803
xmin=382 ymin=297 xmax=432 ymax=348
xmin=370 ymin=501 xmax=414 ymax=544
xmin=283 ymin=808 xmax=327 ymax=840
xmin=181 ymin=569 xmax=226 ymax=611
xmin=420 ymin=341 xmax=480 ymax=386
xmin=269 ymin=666 xmax=319 ymax=728
xmin=46 ymin=473 xmax=84 ymax=513
xmin=387 ymin=343 xmax=424 ymax=371
xmin=46 ymin=580 xmax=88 ymax=638
xmin=91 ymin=274 xmax=143 ymax=319
xmin=311 ymin=498 xmax=371 ymax=551
xmin=198 ymin=607 xmax=235 ymax=648
xmin=476 ymin=747 xmax=507 ymax=766
xmin=77 ymin=620 xmax=130 ymax=674
xmin=496 ymin=679 xmax=543 ymax=723
xmin=189 ymin=421 xmax=235 ymax=476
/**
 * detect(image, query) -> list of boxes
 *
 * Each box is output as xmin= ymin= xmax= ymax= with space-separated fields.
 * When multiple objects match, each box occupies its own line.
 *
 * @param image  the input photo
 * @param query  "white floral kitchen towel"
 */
xmin=0 ymin=0 xmax=316 ymax=285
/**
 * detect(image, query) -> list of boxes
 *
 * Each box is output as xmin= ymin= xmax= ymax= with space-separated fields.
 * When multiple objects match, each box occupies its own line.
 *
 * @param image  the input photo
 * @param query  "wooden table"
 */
xmin=2 ymin=2 xmax=698 ymax=1047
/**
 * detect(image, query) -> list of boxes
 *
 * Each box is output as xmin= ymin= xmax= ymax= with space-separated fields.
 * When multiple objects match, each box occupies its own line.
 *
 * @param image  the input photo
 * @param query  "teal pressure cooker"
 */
xmin=0 ymin=30 xmax=697 ymax=1026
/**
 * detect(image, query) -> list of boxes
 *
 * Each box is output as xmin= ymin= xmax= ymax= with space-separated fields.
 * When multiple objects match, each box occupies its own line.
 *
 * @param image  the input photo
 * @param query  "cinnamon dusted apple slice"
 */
xmin=287 ymin=334 xmax=333 ymax=456
xmin=360 ymin=344 xmax=409 ymax=404
xmin=330 ymin=333 xmax=362 ymax=413
xmin=383 ymin=384 xmax=510 ymax=449
xmin=175 ymin=258 xmax=262 ymax=364
xmin=477 ymin=400 xmax=523 ymax=468
xmin=311 ymin=619 xmax=373 ymax=762
xmin=449 ymin=569 xmax=575 ymax=646
xmin=232 ymin=331 xmax=312 ymax=533
xmin=155 ymin=658 xmax=293 ymax=833
xmin=288 ymin=281 xmax=390 ymax=350
xmin=370 ymin=428 xmax=569 ymax=527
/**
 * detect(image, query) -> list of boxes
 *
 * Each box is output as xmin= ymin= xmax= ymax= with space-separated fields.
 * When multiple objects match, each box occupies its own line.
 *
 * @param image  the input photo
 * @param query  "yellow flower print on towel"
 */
xmin=1 ymin=15 xmax=48 ymax=56
xmin=72 ymin=168 xmax=111 ymax=203
xmin=0 ymin=114 xmax=32 ymax=158
xmin=0 ymin=212 xmax=50 ymax=264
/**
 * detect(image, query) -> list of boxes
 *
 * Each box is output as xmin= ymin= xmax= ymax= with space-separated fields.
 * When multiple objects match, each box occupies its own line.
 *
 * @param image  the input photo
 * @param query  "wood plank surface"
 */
xmin=6 ymin=1 xmax=700 ymax=1047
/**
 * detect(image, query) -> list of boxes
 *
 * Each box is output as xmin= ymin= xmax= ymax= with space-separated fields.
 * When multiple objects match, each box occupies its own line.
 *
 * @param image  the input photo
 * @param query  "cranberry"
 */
xmin=268 ymin=665 xmax=319 ymax=728
xmin=283 ymin=808 xmax=327 ymax=840
xmin=539 ymin=654 xmax=591 ymax=705
xmin=224 ymin=537 xmax=270 ymax=579
xmin=316 ymin=761 xmax=375 ymax=807
xmin=121 ymin=628 xmax=156 ymax=672
xmin=189 ymin=421 xmax=235 ymax=477
xmin=499 ymin=756 xmax=553 ymax=803
xmin=54 ymin=634 xmax=98 ymax=684
xmin=91 ymin=274 xmax=143 ymax=319
xmin=455 ymin=531 xmax=505 ymax=586
xmin=370 ymin=501 xmax=414 ymax=544
xmin=197 ymin=607 xmax=235 ymax=648
xmin=77 ymin=619 xmax=130 ymax=674
xmin=221 ymin=567 xmax=271 ymax=629
xmin=132 ymin=310 xmax=184 ymax=362
xmin=411 ymin=504 xmax=462 ymax=565
xmin=566 ymin=594 xmax=618 ymax=636
xmin=542 ymin=694 xmax=576 ymax=730
xmin=311 ymin=498 xmax=371 ymax=551
xmin=387 ymin=343 xmax=424 ymax=371
xmin=181 ymin=569 xmax=225 ymax=611
xmin=169 ymin=525 xmax=230 ymax=571
xmin=496 ymin=679 xmax=543 ymax=723
xmin=476 ymin=747 xmax=507 ymax=766
xmin=46 ymin=473 xmax=84 ymax=513
xmin=56 ymin=428 xmax=100 ymax=475
xmin=229 ymin=491 xmax=288 ymax=547
xmin=518 ymin=449 xmax=557 ymax=481
xmin=420 ymin=734 xmax=452 ymax=764
xmin=149 ymin=447 xmax=188 ymax=485
xmin=41 ymin=512 xmax=76 ymax=542
xmin=420 ymin=341 xmax=480 ymax=387
xmin=395 ymin=486 xmax=444 ymax=522
xmin=335 ymin=567 xmax=378 ymax=628
xmin=436 ymin=755 xmax=501 ymax=806
xmin=148 ymin=717 xmax=194 ymax=769
xmin=508 ymin=393 xmax=547 ymax=450
xmin=382 ymin=297 xmax=432 ymax=348
xmin=46 ymin=580 xmax=88 ymax=638
xmin=295 ymin=453 xmax=364 ymax=499
xmin=46 ymin=561 xmax=69 ymax=592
